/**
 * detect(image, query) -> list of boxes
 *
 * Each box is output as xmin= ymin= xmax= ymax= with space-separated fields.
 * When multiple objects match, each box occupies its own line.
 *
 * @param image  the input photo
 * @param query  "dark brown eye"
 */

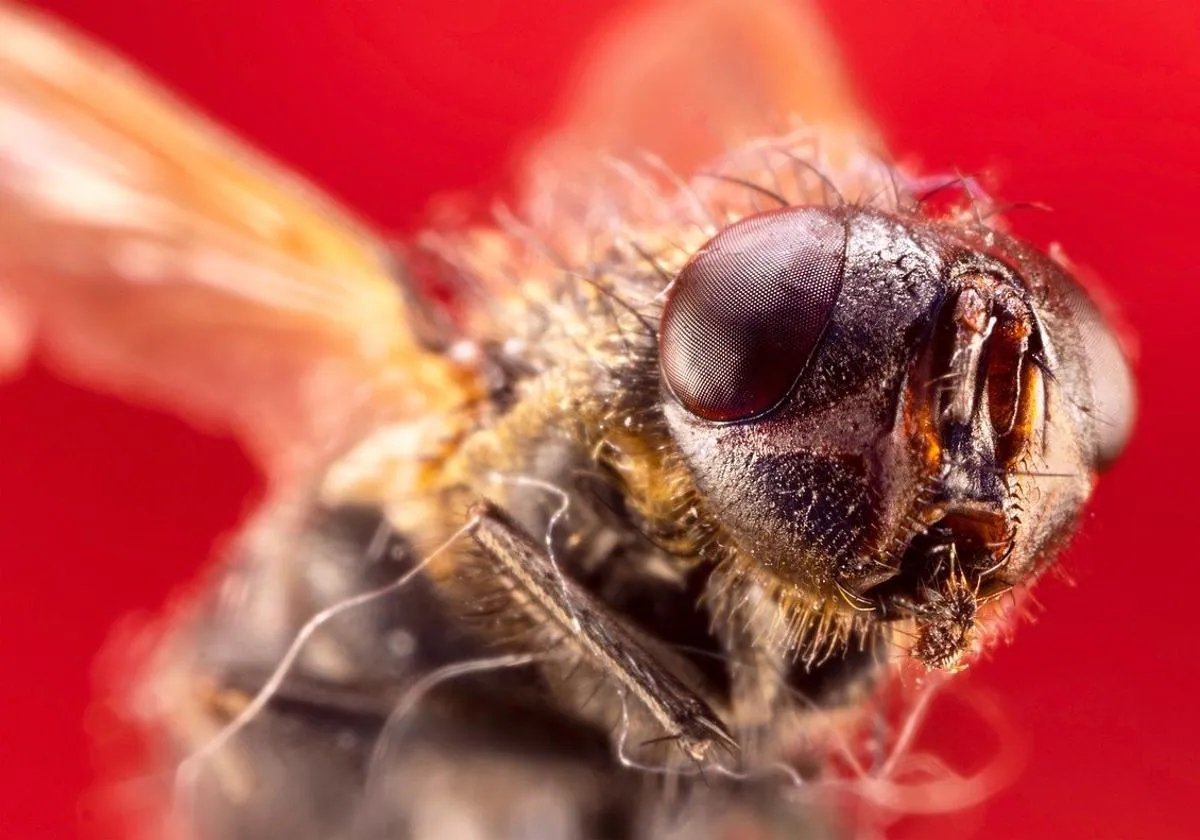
xmin=659 ymin=207 xmax=847 ymax=422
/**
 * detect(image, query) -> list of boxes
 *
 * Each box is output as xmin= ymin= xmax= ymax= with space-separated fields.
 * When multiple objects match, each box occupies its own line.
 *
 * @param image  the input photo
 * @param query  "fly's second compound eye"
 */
xmin=1059 ymin=278 xmax=1137 ymax=470
xmin=659 ymin=207 xmax=847 ymax=422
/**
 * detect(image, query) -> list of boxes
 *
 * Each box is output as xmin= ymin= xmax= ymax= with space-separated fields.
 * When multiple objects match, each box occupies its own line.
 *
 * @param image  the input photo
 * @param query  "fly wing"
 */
xmin=0 ymin=4 xmax=469 ymax=485
xmin=529 ymin=0 xmax=880 ymax=181
xmin=514 ymin=0 xmax=890 ymax=266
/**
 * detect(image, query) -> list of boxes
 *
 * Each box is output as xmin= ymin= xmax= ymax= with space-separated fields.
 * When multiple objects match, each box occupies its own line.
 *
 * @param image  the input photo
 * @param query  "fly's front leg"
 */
xmin=466 ymin=500 xmax=735 ymax=764
xmin=144 ymin=502 xmax=652 ymax=840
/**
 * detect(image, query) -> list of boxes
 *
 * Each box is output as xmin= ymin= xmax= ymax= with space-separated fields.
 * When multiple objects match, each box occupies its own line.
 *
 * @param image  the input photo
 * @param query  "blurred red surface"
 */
xmin=1 ymin=1 xmax=1196 ymax=838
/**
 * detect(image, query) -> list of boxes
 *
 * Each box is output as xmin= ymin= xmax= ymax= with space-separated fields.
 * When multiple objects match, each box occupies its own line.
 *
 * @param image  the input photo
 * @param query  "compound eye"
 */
xmin=660 ymin=207 xmax=847 ymax=422
xmin=1059 ymin=279 xmax=1137 ymax=470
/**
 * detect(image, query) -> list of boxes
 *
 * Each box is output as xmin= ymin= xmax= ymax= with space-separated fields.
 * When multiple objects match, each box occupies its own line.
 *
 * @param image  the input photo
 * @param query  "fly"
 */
xmin=0 ymin=2 xmax=1136 ymax=838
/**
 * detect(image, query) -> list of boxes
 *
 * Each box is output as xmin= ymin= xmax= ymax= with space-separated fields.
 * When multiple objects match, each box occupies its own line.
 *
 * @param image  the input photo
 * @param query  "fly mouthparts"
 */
xmin=911 ymin=574 xmax=980 ymax=671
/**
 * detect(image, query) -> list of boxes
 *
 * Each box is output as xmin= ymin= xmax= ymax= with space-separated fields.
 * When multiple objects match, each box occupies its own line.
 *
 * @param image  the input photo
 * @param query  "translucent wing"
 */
xmin=530 ymin=0 xmax=880 ymax=180
xmin=0 ymin=4 xmax=466 ymax=485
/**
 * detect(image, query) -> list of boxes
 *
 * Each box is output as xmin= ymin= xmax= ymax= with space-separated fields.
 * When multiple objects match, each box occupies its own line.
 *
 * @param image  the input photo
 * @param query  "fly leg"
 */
xmin=146 ymin=502 xmax=645 ymax=840
xmin=467 ymin=500 xmax=735 ymax=764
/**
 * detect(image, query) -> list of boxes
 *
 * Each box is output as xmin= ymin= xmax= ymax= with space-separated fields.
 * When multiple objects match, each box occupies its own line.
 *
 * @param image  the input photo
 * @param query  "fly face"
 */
xmin=660 ymin=205 xmax=1135 ymax=669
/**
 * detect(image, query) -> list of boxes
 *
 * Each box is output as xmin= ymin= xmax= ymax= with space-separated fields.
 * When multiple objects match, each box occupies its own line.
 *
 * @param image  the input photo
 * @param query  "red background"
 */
xmin=2 ymin=1 xmax=1197 ymax=837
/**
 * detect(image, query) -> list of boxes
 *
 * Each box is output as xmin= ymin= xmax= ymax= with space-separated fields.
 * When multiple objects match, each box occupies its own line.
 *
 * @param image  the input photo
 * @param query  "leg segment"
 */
xmin=468 ymin=501 xmax=734 ymax=763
